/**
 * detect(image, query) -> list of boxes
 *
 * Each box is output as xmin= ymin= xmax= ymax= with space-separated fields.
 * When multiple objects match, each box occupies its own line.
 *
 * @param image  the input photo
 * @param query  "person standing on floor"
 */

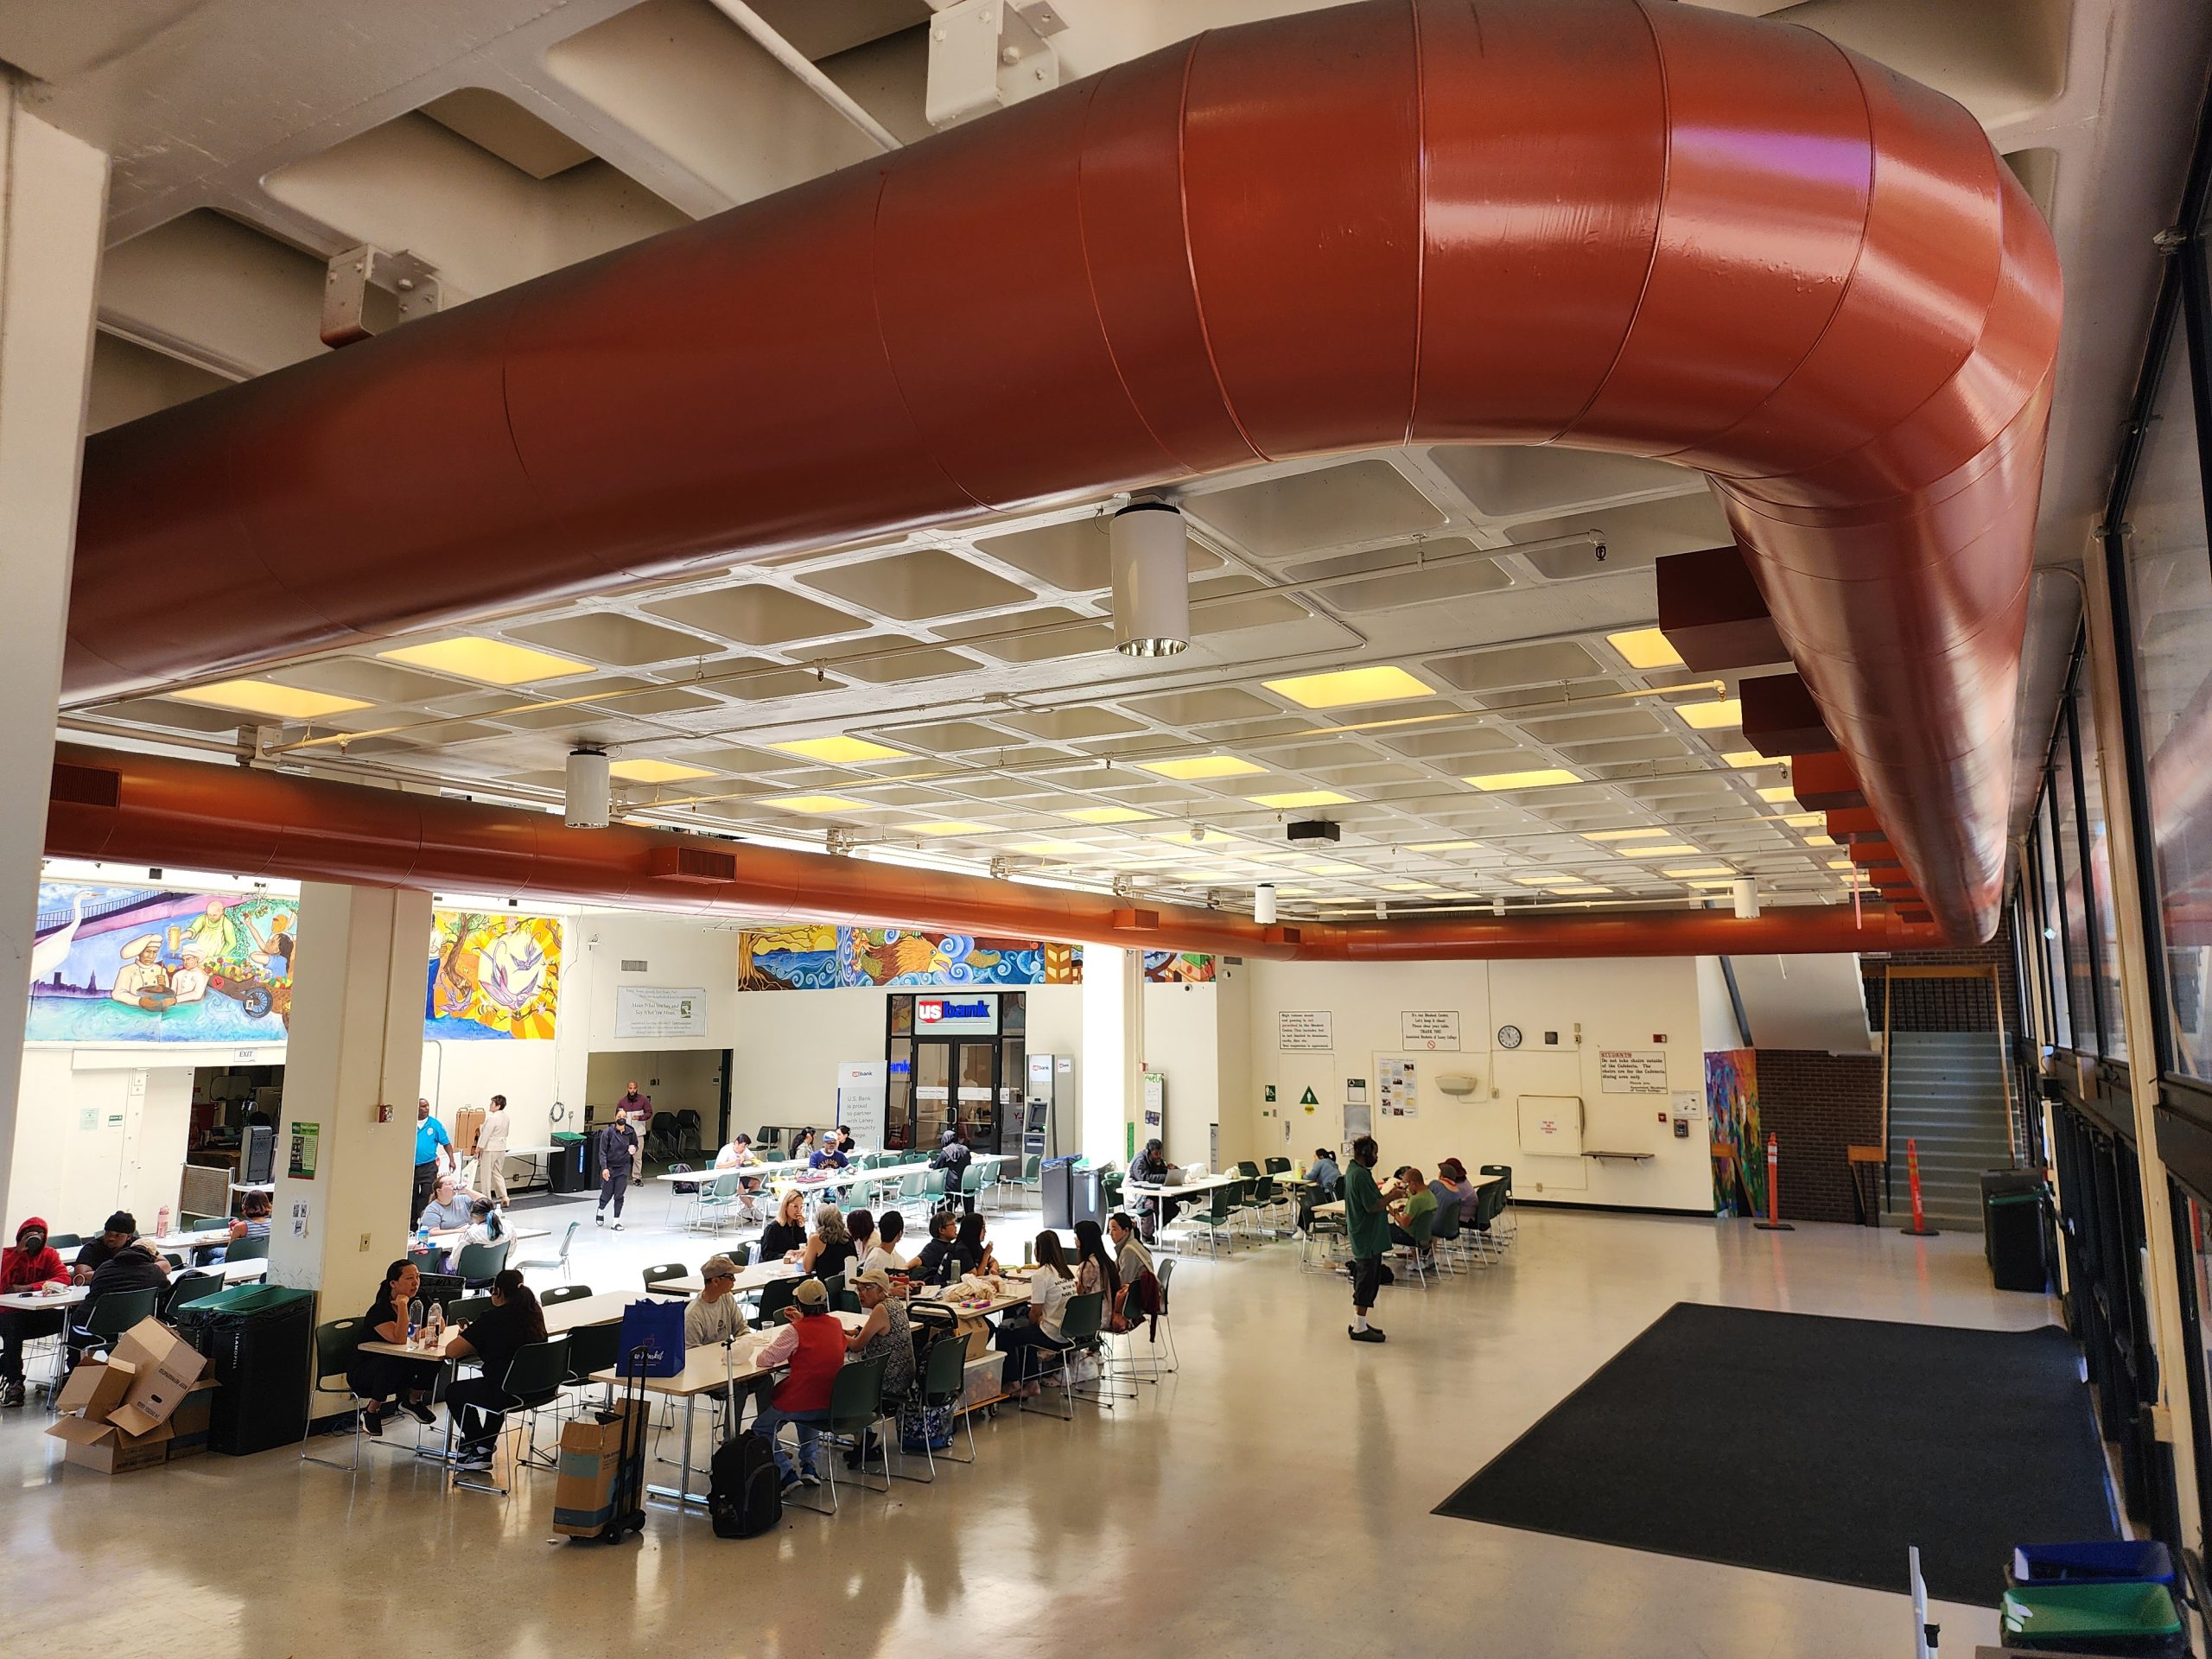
xmin=618 ymin=1080 xmax=652 ymax=1122
xmin=1344 ymin=1135 xmax=1391 ymax=1344
xmin=596 ymin=1109 xmax=640 ymax=1230
xmin=476 ymin=1094 xmax=512 ymax=1204
xmin=412 ymin=1099 xmax=453 ymax=1231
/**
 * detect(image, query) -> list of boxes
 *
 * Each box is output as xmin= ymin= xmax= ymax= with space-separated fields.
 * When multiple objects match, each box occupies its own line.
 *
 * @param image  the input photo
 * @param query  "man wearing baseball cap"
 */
xmin=750 ymin=1276 xmax=842 ymax=1490
xmin=683 ymin=1254 xmax=747 ymax=1350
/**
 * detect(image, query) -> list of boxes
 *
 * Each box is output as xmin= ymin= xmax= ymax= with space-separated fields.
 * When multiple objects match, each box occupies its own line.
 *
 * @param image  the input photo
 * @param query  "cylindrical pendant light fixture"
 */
xmin=1110 ymin=501 xmax=1190 ymax=657
xmin=1732 ymin=877 xmax=1760 ymax=919
xmin=565 ymin=747 xmax=611 ymax=828
xmin=1255 ymin=882 xmax=1277 ymax=925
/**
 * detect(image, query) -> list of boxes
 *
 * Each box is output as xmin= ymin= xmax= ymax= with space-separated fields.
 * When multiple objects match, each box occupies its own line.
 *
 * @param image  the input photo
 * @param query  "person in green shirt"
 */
xmin=1344 ymin=1135 xmax=1393 ymax=1344
xmin=1389 ymin=1166 xmax=1440 ymax=1268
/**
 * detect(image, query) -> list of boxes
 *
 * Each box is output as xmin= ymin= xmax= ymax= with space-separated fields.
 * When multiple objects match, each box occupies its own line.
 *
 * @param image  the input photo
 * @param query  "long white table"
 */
xmin=0 ymin=1256 xmax=267 ymax=1313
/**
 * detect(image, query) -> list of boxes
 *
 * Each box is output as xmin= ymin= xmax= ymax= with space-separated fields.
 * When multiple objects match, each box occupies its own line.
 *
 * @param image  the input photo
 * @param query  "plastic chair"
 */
xmin=45 ymin=1233 xmax=79 ymax=1252
xmin=788 ymin=1351 xmax=889 ymax=1514
xmin=1427 ymin=1196 xmax=1466 ymax=1274
xmin=641 ymin=1262 xmax=687 ymax=1296
xmin=164 ymin=1270 xmax=226 ymax=1313
xmin=1478 ymin=1164 xmax=1516 ymax=1243
xmin=690 ymin=1171 xmax=741 ymax=1231
xmin=447 ymin=1294 xmax=493 ymax=1325
xmin=302 ymin=1318 xmax=368 ymax=1471
xmin=1396 ymin=1205 xmax=1436 ymax=1287
xmin=646 ymin=1111 xmax=679 ymax=1161
xmin=69 ymin=1286 xmax=159 ymax=1364
xmin=1235 ymin=1160 xmax=1261 ymax=1179
xmin=836 ymin=1287 xmax=861 ymax=1314
xmin=1469 ymin=1179 xmax=1509 ymax=1264
xmin=540 ymin=1283 xmax=593 ymax=1306
xmin=454 ymin=1239 xmax=510 ymax=1287
xmin=453 ymin=1334 xmax=571 ymax=1494
xmin=225 ymin=1234 xmax=271 ymax=1262
xmin=903 ymin=1331 xmax=979 ymax=1478
xmin=559 ymin=1320 xmax=622 ymax=1409
xmin=1192 ymin=1183 xmax=1240 ymax=1255
xmin=1015 ymin=1154 xmax=1042 ymax=1196
xmin=1264 ymin=1156 xmax=1291 ymax=1176
xmin=518 ymin=1220 xmax=579 ymax=1281
xmin=1023 ymin=1292 xmax=1105 ymax=1421
xmin=753 ymin=1277 xmax=799 ymax=1330
xmin=674 ymin=1109 xmax=704 ymax=1159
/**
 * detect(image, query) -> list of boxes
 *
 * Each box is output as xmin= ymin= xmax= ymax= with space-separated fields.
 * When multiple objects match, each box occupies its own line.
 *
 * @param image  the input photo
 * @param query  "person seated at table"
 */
xmin=861 ymin=1210 xmax=908 ymax=1278
xmin=347 ymin=1260 xmax=441 ymax=1436
xmin=1430 ymin=1158 xmax=1478 ymax=1224
xmin=760 ymin=1189 xmax=810 ymax=1261
xmin=845 ymin=1206 xmax=875 ymax=1266
xmin=461 ymin=1198 xmax=507 ymax=1252
xmin=1 ymin=1217 xmax=69 ymax=1408
xmin=995 ymin=1231 xmax=1075 ymax=1400
xmin=1128 ymin=1139 xmax=1185 ymax=1243
xmin=1071 ymin=1217 xmax=1120 ymax=1307
xmin=684 ymin=1254 xmax=748 ymax=1349
xmin=1107 ymin=1212 xmax=1156 ymax=1332
xmin=750 ymin=1277 xmax=842 ymax=1491
xmin=1387 ymin=1166 xmax=1439 ymax=1266
xmin=715 ymin=1135 xmax=767 ymax=1219
xmin=73 ymin=1211 xmax=144 ymax=1281
xmin=840 ymin=1268 xmax=914 ymax=1469
xmin=715 ymin=1132 xmax=756 ymax=1171
xmin=951 ymin=1211 xmax=997 ymax=1281
xmin=909 ymin=1211 xmax=961 ymax=1287
xmin=807 ymin=1134 xmax=849 ymax=1172
xmin=797 ymin=1204 xmax=855 ymax=1281
xmin=438 ymin=1268 xmax=548 ymax=1470
xmin=1297 ymin=1147 xmax=1342 ymax=1233
xmin=787 ymin=1128 xmax=818 ymax=1162
xmin=416 ymin=1173 xmax=475 ymax=1238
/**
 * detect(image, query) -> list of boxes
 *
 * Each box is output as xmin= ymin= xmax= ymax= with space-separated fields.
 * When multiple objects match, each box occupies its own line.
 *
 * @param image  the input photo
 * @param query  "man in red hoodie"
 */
xmin=1 ymin=1217 xmax=69 ymax=1407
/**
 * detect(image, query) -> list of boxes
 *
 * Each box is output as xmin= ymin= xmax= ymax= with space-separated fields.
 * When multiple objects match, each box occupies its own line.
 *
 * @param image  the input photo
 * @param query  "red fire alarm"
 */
xmin=1653 ymin=1033 xmax=1668 ymax=1044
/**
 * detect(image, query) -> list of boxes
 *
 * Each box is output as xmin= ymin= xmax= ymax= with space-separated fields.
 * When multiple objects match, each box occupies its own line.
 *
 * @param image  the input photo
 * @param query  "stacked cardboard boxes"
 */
xmin=47 ymin=1319 xmax=216 ymax=1474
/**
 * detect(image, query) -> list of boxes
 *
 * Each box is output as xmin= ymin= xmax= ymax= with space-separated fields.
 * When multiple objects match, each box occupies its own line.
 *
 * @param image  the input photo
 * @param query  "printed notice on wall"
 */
xmin=1399 ymin=1011 xmax=1461 ymax=1051
xmin=1279 ymin=1010 xmax=1333 ymax=1052
xmin=287 ymin=1121 xmax=319 ymax=1180
xmin=614 ymin=986 xmax=709 ymax=1039
xmin=1380 ymin=1056 xmax=1419 ymax=1117
xmin=1599 ymin=1049 xmax=1669 ymax=1095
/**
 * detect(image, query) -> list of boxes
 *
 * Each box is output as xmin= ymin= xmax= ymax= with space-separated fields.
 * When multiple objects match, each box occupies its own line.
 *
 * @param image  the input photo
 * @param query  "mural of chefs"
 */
xmin=27 ymin=884 xmax=298 ymax=1041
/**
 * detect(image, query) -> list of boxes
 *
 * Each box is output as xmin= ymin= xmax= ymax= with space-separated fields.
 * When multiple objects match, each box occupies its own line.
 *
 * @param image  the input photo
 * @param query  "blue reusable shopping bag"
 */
xmin=617 ymin=1296 xmax=684 ymax=1377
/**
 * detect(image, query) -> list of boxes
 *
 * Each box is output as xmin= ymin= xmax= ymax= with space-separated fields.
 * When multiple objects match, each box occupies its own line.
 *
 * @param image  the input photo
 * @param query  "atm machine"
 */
xmin=1021 ymin=1052 xmax=1068 ymax=1160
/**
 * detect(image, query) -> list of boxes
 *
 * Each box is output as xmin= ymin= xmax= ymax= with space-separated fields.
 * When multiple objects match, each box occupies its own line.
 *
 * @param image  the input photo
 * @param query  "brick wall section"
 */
xmin=1756 ymin=1048 xmax=1885 ymax=1224
xmin=1859 ymin=912 xmax=2023 ymax=1035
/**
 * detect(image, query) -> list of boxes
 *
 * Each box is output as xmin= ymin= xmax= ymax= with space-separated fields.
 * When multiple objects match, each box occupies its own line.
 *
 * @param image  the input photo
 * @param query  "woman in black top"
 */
xmin=347 ymin=1260 xmax=441 ymax=1435
xmin=760 ymin=1188 xmax=810 ymax=1261
xmin=951 ymin=1211 xmax=996 ymax=1279
xmin=799 ymin=1204 xmax=855 ymax=1281
xmin=910 ymin=1211 xmax=960 ymax=1286
xmin=440 ymin=1269 xmax=548 ymax=1467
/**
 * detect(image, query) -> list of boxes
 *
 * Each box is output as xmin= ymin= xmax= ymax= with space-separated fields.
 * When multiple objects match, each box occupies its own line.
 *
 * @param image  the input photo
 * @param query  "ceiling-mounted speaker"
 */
xmin=1254 ymin=882 xmax=1277 ymax=925
xmin=1286 ymin=820 xmax=1341 ymax=844
xmin=1110 ymin=500 xmax=1190 ymax=657
xmin=565 ymin=748 xmax=611 ymax=828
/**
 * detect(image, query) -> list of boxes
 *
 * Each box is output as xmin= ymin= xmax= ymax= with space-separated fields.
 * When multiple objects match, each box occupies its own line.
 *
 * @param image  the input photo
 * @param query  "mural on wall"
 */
xmin=25 ymin=883 xmax=299 ymax=1043
xmin=738 ymin=930 xmax=1217 ymax=989
xmin=1706 ymin=1048 xmax=1764 ymax=1217
xmin=426 ymin=912 xmax=562 ymax=1039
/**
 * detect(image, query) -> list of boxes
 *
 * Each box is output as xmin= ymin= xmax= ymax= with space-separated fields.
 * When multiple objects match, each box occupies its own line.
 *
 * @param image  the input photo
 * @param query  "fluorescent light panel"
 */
xmin=1262 ymin=665 xmax=1435 ymax=709
xmin=171 ymin=680 xmax=370 ymax=721
xmin=770 ymin=735 xmax=908 ymax=765
xmin=609 ymin=759 xmax=713 ymax=783
xmin=1135 ymin=755 xmax=1264 ymax=780
xmin=1606 ymin=627 xmax=1684 ymax=670
xmin=378 ymin=637 xmax=594 ymax=684
xmin=1464 ymin=768 xmax=1579 ymax=791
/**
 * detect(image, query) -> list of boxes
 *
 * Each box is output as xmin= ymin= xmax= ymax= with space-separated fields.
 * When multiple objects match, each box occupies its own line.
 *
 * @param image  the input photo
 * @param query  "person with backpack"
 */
xmin=750 ymin=1277 xmax=843 ymax=1491
xmin=930 ymin=1128 xmax=975 ymax=1211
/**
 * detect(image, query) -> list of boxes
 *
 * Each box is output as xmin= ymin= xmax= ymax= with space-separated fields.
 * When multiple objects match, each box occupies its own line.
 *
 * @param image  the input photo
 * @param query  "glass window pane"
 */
xmin=2038 ymin=821 xmax=2071 ymax=1043
xmin=2056 ymin=718 xmax=2096 ymax=1052
xmin=2126 ymin=303 xmax=2212 ymax=1078
xmin=2074 ymin=671 xmax=2128 ymax=1059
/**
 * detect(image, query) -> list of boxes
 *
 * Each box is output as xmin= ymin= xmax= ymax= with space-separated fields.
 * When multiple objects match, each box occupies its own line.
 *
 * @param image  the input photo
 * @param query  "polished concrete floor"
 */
xmin=0 ymin=1192 xmax=2066 ymax=1657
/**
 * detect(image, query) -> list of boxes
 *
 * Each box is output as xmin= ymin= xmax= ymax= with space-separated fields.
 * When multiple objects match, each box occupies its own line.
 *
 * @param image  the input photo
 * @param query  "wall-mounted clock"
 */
xmin=1496 ymin=1024 xmax=1523 ymax=1050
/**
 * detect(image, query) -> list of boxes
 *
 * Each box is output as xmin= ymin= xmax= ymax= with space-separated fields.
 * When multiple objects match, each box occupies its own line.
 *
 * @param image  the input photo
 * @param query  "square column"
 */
xmin=1079 ymin=944 xmax=1143 ymax=1164
xmin=0 ymin=99 xmax=107 ymax=1221
xmin=270 ymin=883 xmax=430 ymax=1319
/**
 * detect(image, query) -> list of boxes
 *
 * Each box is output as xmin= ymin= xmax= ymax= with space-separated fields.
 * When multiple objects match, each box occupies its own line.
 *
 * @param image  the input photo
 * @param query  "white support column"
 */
xmin=2083 ymin=540 xmax=2201 ymax=1548
xmin=270 ymin=883 xmax=431 ymax=1320
xmin=0 ymin=95 xmax=107 ymax=1223
xmin=1080 ymin=944 xmax=1144 ymax=1165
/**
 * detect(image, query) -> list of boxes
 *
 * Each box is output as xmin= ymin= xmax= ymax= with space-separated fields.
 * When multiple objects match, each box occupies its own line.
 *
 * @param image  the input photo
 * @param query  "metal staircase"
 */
xmin=1885 ymin=1030 xmax=2016 ymax=1230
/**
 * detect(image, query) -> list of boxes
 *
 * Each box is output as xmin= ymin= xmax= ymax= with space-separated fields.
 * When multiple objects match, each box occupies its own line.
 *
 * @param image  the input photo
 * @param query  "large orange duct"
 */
xmin=47 ymin=745 xmax=1942 ymax=961
xmin=63 ymin=0 xmax=2058 ymax=943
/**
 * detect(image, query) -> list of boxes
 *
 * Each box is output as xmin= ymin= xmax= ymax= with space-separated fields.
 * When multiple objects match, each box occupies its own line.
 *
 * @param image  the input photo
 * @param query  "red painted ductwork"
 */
xmin=46 ymin=746 xmax=1942 ymax=960
xmin=63 ymin=0 xmax=2057 ymax=943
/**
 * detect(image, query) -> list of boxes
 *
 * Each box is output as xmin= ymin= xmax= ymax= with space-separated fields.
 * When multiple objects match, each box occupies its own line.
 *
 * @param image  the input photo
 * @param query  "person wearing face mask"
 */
xmin=1 ymin=1218 xmax=69 ymax=1406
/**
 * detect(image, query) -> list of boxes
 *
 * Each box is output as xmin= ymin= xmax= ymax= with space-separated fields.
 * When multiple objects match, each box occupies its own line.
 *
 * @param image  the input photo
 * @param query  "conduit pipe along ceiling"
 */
xmin=65 ymin=0 xmax=2059 ymax=944
xmin=45 ymin=745 xmax=1943 ymax=962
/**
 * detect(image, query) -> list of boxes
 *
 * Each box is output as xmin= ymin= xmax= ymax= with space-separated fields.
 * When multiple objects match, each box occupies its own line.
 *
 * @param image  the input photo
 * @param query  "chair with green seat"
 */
xmin=780 ymin=1351 xmax=888 ymax=1515
xmin=959 ymin=1162 xmax=986 ymax=1211
xmin=163 ymin=1270 xmax=226 ymax=1314
xmin=517 ymin=1219 xmax=579 ymax=1281
xmin=690 ymin=1171 xmax=741 ymax=1231
xmin=1396 ymin=1202 xmax=1436 ymax=1287
xmin=1427 ymin=1194 xmax=1467 ymax=1274
xmin=922 ymin=1169 xmax=948 ymax=1207
xmin=302 ymin=1317 xmax=369 ymax=1471
xmin=1022 ymin=1291 xmax=1106 ymax=1420
xmin=454 ymin=1239 xmax=510 ymax=1288
xmin=225 ymin=1234 xmax=271 ymax=1262
xmin=407 ymin=1243 xmax=442 ymax=1279
xmin=1477 ymin=1164 xmax=1516 ymax=1243
xmin=641 ymin=1262 xmax=687 ymax=1296
xmin=835 ymin=1287 xmax=861 ymax=1314
xmin=1100 ymin=1169 xmax=1124 ymax=1215
xmin=1185 ymin=1182 xmax=1238 ymax=1255
xmin=451 ymin=1334 xmax=571 ymax=1495
xmin=753 ymin=1277 xmax=800 ymax=1330
xmin=1468 ymin=1179 xmax=1509 ymax=1264
xmin=558 ymin=1320 xmax=623 ymax=1416
xmin=1015 ymin=1154 xmax=1041 ymax=1197
xmin=896 ymin=1171 xmax=928 ymax=1225
xmin=1264 ymin=1155 xmax=1291 ymax=1177
xmin=44 ymin=1233 xmax=79 ymax=1252
xmin=1235 ymin=1160 xmax=1261 ymax=1180
xmin=447 ymin=1294 xmax=493 ymax=1325
xmin=539 ymin=1283 xmax=593 ymax=1306
xmin=902 ymin=1331 xmax=979 ymax=1478
xmin=67 ymin=1286 xmax=160 ymax=1368
xmin=1233 ymin=1174 xmax=1281 ymax=1241
xmin=819 ymin=1272 xmax=846 ymax=1309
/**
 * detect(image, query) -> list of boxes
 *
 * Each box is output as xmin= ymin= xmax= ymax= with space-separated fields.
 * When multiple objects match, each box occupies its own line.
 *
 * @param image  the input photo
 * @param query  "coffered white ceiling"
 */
xmin=16 ymin=0 xmax=2210 ymax=924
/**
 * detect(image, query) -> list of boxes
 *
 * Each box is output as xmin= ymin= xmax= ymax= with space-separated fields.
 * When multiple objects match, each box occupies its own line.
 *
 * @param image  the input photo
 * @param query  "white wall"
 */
xmin=1141 ymin=981 xmax=1224 ymax=1169
xmin=8 ymin=1050 xmax=195 ymax=1232
xmin=1240 ymin=956 xmax=1713 ymax=1213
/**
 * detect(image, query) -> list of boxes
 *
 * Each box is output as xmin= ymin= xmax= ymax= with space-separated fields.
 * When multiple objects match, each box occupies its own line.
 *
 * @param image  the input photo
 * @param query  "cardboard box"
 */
xmin=454 ymin=1105 xmax=485 ymax=1157
xmin=164 ymin=1379 xmax=219 ymax=1459
xmin=54 ymin=1357 xmax=137 ymax=1423
xmin=551 ymin=1404 xmax=639 ymax=1538
xmin=105 ymin=1318 xmax=212 ymax=1437
xmin=48 ymin=1414 xmax=173 ymax=1475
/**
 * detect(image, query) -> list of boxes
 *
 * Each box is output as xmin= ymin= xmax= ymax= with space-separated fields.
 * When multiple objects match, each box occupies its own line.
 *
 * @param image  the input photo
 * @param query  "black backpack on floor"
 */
xmin=710 ymin=1429 xmax=782 ymax=1538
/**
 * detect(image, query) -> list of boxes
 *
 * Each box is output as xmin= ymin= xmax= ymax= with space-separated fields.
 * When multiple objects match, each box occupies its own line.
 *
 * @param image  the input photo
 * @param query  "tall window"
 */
xmin=2075 ymin=670 xmax=2128 ymax=1059
xmin=2035 ymin=823 xmax=2070 ymax=1045
xmin=2056 ymin=718 xmax=2097 ymax=1053
xmin=2125 ymin=298 xmax=2212 ymax=1078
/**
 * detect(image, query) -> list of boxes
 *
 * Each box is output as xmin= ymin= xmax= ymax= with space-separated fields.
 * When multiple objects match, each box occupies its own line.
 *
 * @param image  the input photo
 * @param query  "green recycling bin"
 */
xmin=2000 ymin=1579 xmax=2184 ymax=1654
xmin=173 ymin=1284 xmax=315 ymax=1456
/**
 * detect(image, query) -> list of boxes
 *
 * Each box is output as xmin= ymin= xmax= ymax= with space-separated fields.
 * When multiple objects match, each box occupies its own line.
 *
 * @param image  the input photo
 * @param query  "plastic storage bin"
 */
xmin=172 ymin=1284 xmax=314 ymax=1456
xmin=1999 ymin=1580 xmax=2185 ymax=1654
xmin=2011 ymin=1541 xmax=2176 ymax=1588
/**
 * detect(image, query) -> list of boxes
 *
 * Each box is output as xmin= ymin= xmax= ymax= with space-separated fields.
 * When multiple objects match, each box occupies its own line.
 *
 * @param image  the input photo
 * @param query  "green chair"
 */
xmin=540 ymin=1283 xmax=593 ymax=1306
xmin=454 ymin=1239 xmax=510 ymax=1287
xmin=896 ymin=1171 xmax=928 ymax=1224
xmin=1235 ymin=1160 xmax=1261 ymax=1179
xmin=1233 ymin=1174 xmax=1280 ymax=1239
xmin=1469 ymin=1179 xmax=1509 ymax=1264
xmin=447 ymin=1294 xmax=493 ymax=1325
xmin=1427 ymin=1194 xmax=1467 ymax=1273
xmin=1193 ymin=1183 xmax=1240 ymax=1256
xmin=1024 ymin=1292 xmax=1106 ymax=1421
xmin=641 ymin=1262 xmax=687 ymax=1296
xmin=819 ymin=1273 xmax=846 ymax=1308
xmin=452 ymin=1334 xmax=571 ymax=1494
xmin=1015 ymin=1154 xmax=1042 ymax=1197
xmin=1478 ymin=1164 xmax=1516 ymax=1243
xmin=905 ymin=1331 xmax=979 ymax=1478
xmin=1398 ymin=1205 xmax=1436 ymax=1287
xmin=559 ymin=1319 xmax=623 ymax=1408
xmin=45 ymin=1232 xmax=79 ymax=1252
xmin=69 ymin=1287 xmax=159 ymax=1364
xmin=518 ymin=1220 xmax=580 ymax=1281
xmin=690 ymin=1171 xmax=741 ymax=1231
xmin=164 ymin=1270 xmax=226 ymax=1313
xmin=225 ymin=1234 xmax=271 ymax=1262
xmin=407 ymin=1243 xmax=442 ymax=1278
xmin=302 ymin=1317 xmax=369 ymax=1471
xmin=959 ymin=1163 xmax=986 ymax=1210
xmin=1263 ymin=1156 xmax=1291 ymax=1176
xmin=786 ymin=1351 xmax=888 ymax=1514
xmin=753 ymin=1277 xmax=800 ymax=1330
xmin=835 ymin=1287 xmax=861 ymax=1314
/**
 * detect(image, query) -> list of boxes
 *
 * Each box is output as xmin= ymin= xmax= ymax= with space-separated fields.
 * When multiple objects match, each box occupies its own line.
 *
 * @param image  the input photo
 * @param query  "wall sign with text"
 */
xmin=613 ymin=986 xmax=709 ymax=1039
xmin=1279 ymin=1010 xmax=1333 ymax=1052
xmin=1399 ymin=1010 xmax=1461 ymax=1051
xmin=1599 ymin=1049 xmax=1669 ymax=1095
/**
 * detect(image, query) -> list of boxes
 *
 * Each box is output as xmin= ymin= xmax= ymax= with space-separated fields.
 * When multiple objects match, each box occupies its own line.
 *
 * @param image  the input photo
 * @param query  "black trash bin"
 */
xmin=1980 ymin=1169 xmax=2049 ymax=1294
xmin=173 ymin=1284 xmax=315 ymax=1455
xmin=1041 ymin=1157 xmax=1103 ymax=1232
xmin=550 ymin=1131 xmax=591 ymax=1194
